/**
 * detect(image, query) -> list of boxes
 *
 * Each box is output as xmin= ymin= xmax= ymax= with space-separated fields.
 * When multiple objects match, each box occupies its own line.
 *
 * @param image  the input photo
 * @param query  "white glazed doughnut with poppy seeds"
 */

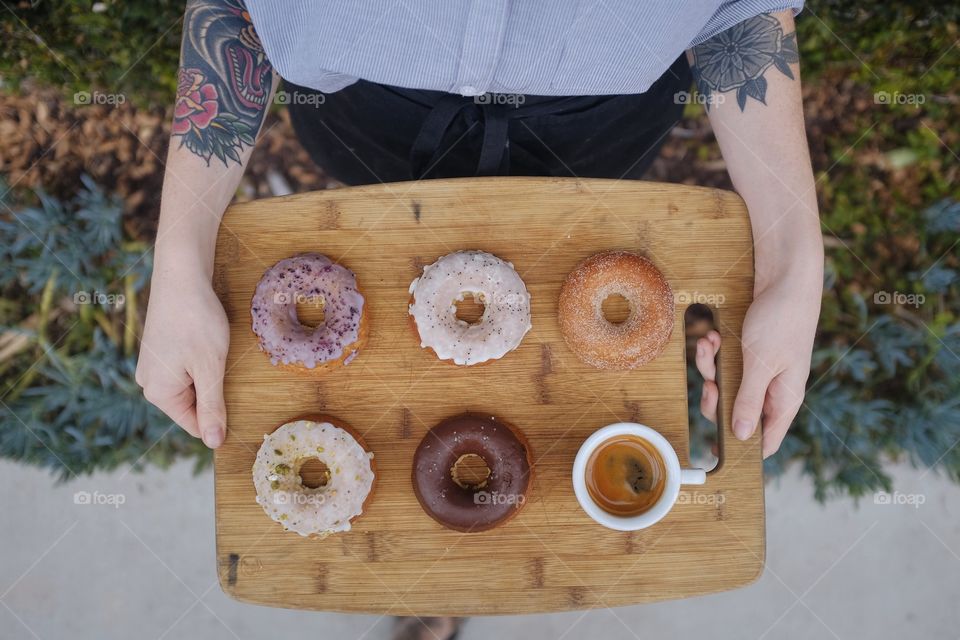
xmin=408 ymin=250 xmax=532 ymax=365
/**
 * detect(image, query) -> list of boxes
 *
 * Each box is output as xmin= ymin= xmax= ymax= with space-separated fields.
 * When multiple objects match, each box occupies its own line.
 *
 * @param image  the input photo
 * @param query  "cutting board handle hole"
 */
xmin=601 ymin=294 xmax=631 ymax=325
xmin=685 ymin=303 xmax=720 ymax=472
xmin=451 ymin=453 xmax=491 ymax=489
xmin=455 ymin=293 xmax=485 ymax=325
xmin=298 ymin=457 xmax=332 ymax=489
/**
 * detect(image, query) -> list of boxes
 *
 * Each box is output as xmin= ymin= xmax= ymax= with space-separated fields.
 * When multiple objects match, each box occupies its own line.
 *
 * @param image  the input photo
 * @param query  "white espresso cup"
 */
xmin=572 ymin=422 xmax=707 ymax=531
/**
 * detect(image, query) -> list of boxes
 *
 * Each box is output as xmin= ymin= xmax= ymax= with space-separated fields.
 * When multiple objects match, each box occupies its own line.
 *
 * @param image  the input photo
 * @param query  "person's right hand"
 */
xmin=136 ymin=275 xmax=230 ymax=448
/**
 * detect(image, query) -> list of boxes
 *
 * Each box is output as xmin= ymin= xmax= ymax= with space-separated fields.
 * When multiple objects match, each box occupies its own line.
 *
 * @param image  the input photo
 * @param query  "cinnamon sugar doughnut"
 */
xmin=558 ymin=251 xmax=674 ymax=369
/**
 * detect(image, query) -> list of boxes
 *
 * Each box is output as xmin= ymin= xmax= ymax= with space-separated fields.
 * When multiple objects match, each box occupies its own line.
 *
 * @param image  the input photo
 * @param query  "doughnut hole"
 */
xmin=296 ymin=294 xmax=326 ymax=328
xmin=451 ymin=453 xmax=491 ymax=490
xmin=601 ymin=293 xmax=632 ymax=325
xmin=297 ymin=457 xmax=331 ymax=489
xmin=455 ymin=292 xmax=485 ymax=324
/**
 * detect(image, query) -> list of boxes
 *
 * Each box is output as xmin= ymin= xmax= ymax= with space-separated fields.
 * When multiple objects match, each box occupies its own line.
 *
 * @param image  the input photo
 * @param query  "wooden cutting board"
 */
xmin=213 ymin=177 xmax=763 ymax=615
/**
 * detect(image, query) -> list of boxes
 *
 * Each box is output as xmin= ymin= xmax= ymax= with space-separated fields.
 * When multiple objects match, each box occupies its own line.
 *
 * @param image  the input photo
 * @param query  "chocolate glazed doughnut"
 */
xmin=412 ymin=413 xmax=533 ymax=533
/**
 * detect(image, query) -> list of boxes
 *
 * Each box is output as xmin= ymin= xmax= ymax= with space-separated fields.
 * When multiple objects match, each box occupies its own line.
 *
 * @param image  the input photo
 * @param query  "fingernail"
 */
xmin=203 ymin=427 xmax=224 ymax=449
xmin=697 ymin=343 xmax=704 ymax=357
xmin=734 ymin=419 xmax=753 ymax=440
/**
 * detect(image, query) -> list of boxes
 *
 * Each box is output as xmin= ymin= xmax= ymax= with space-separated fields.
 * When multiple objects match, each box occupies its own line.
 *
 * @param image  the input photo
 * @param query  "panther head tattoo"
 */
xmin=186 ymin=0 xmax=271 ymax=115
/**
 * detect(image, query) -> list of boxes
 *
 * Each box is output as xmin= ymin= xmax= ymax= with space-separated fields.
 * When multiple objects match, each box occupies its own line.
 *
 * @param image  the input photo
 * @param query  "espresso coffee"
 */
xmin=585 ymin=435 xmax=666 ymax=516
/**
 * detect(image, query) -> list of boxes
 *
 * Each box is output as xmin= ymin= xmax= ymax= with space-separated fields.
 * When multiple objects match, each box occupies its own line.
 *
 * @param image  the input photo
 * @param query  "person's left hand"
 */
xmin=695 ymin=273 xmax=821 ymax=458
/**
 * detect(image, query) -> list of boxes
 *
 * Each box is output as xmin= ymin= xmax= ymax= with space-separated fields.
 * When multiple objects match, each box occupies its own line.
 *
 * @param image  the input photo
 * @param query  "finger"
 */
xmin=150 ymin=386 xmax=202 ymax=438
xmin=732 ymin=354 xmax=775 ymax=441
xmin=762 ymin=424 xmax=789 ymax=459
xmin=193 ymin=367 xmax=227 ymax=449
xmin=700 ymin=379 xmax=718 ymax=424
xmin=695 ymin=336 xmax=718 ymax=381
xmin=760 ymin=372 xmax=805 ymax=458
xmin=705 ymin=329 xmax=721 ymax=353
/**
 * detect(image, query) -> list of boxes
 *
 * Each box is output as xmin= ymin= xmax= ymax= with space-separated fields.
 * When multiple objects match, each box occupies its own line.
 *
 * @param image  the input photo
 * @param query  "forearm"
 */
xmin=154 ymin=150 xmax=246 ymax=282
xmin=687 ymin=10 xmax=822 ymax=294
xmin=154 ymin=0 xmax=277 ymax=283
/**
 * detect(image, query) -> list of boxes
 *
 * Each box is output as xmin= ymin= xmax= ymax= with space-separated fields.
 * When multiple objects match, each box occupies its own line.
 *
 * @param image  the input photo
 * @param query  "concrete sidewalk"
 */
xmin=1 ymin=458 xmax=957 ymax=639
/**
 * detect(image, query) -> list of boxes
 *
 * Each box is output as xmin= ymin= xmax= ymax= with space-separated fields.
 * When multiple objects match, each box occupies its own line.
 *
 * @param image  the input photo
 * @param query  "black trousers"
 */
xmin=286 ymin=55 xmax=691 ymax=186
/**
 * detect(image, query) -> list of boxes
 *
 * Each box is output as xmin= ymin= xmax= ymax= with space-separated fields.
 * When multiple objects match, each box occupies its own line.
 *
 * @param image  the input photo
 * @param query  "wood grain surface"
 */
xmin=212 ymin=177 xmax=764 ymax=615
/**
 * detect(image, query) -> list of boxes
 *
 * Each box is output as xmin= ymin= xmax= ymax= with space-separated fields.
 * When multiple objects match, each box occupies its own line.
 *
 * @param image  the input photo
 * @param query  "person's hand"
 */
xmin=136 ymin=273 xmax=229 ymax=448
xmin=696 ymin=271 xmax=821 ymax=458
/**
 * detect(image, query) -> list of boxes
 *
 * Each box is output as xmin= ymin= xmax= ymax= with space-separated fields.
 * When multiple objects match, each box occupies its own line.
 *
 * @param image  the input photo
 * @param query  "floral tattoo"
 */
xmin=173 ymin=0 xmax=273 ymax=165
xmin=691 ymin=13 xmax=799 ymax=111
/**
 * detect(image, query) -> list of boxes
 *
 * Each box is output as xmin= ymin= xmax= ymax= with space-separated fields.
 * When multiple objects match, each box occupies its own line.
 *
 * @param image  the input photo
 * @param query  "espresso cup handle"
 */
xmin=680 ymin=468 xmax=707 ymax=485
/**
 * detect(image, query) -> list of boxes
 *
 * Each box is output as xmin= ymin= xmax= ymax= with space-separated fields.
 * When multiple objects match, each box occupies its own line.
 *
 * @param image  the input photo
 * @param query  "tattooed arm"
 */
xmin=686 ymin=11 xmax=824 ymax=457
xmin=137 ymin=0 xmax=278 ymax=448
xmin=172 ymin=0 xmax=274 ymax=164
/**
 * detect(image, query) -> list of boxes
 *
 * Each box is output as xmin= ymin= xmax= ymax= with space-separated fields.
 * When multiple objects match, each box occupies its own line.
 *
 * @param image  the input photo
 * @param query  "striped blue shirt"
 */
xmin=246 ymin=0 xmax=803 ymax=96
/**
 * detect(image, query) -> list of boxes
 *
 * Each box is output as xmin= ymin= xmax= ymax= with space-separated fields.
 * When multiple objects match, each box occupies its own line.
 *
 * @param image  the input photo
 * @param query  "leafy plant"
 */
xmin=0 ymin=178 xmax=208 ymax=480
xmin=1 ymin=0 xmax=184 ymax=105
xmin=689 ymin=200 xmax=960 ymax=501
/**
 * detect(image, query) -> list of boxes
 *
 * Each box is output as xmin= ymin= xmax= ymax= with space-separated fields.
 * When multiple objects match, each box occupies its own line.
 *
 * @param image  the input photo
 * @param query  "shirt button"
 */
xmin=459 ymin=85 xmax=481 ymax=96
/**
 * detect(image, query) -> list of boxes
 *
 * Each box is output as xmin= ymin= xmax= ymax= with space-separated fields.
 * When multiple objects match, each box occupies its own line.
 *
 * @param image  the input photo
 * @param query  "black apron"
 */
xmin=285 ymin=54 xmax=691 ymax=186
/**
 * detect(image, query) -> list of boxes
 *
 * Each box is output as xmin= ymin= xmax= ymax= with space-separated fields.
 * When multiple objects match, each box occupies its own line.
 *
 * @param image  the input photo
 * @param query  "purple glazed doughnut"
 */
xmin=250 ymin=253 xmax=369 ymax=374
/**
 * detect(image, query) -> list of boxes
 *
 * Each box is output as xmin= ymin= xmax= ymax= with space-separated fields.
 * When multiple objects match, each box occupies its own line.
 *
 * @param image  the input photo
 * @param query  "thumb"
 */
xmin=732 ymin=357 xmax=772 ymax=441
xmin=193 ymin=368 xmax=227 ymax=449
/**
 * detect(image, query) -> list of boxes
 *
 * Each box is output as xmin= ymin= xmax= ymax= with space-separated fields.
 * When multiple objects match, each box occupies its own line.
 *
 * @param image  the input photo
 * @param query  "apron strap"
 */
xmin=409 ymin=94 xmax=468 ymax=179
xmin=409 ymin=93 xmax=606 ymax=180
xmin=477 ymin=103 xmax=510 ymax=176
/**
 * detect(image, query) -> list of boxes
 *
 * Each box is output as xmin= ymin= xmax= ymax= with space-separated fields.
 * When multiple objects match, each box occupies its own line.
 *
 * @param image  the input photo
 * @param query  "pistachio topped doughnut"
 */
xmin=253 ymin=415 xmax=376 ymax=537
xmin=251 ymin=253 xmax=368 ymax=373
xmin=408 ymin=250 xmax=532 ymax=365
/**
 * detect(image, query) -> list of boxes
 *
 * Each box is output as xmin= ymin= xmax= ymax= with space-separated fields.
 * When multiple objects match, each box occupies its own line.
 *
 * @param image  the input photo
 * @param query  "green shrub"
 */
xmin=688 ymin=196 xmax=960 ymax=500
xmin=0 ymin=178 xmax=209 ymax=480
xmin=1 ymin=0 xmax=183 ymax=105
